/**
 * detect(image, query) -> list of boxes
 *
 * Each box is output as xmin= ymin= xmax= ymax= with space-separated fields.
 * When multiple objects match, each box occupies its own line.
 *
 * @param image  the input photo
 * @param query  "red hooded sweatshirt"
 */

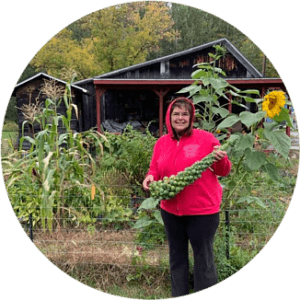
xmin=147 ymin=98 xmax=231 ymax=216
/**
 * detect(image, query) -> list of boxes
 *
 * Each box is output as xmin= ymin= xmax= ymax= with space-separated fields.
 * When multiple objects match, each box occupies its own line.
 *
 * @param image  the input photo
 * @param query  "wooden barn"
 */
xmin=12 ymin=38 xmax=288 ymax=146
xmin=74 ymin=38 xmax=287 ymax=136
xmin=12 ymin=73 xmax=89 ymax=149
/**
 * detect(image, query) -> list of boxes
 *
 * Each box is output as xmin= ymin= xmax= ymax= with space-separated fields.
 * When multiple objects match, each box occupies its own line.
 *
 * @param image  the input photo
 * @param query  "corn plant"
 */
xmin=2 ymin=77 xmax=107 ymax=232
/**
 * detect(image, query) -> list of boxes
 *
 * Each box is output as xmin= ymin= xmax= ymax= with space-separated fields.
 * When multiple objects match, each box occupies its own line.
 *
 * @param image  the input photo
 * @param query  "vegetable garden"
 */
xmin=1 ymin=47 xmax=298 ymax=298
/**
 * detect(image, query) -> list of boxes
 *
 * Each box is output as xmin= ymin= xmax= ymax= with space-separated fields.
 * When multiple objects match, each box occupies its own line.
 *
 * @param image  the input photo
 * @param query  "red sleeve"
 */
xmin=146 ymin=139 xmax=161 ymax=181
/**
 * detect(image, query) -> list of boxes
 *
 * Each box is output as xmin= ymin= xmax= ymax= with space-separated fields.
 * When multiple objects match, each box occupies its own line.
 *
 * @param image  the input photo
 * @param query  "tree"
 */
xmin=148 ymin=3 xmax=246 ymax=59
xmin=80 ymin=2 xmax=177 ymax=73
xmin=239 ymin=39 xmax=279 ymax=78
xmin=30 ymin=2 xmax=177 ymax=78
xmin=30 ymin=28 xmax=100 ymax=80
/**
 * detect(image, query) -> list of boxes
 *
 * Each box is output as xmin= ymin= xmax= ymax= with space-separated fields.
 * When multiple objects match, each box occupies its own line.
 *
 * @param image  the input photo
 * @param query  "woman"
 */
xmin=143 ymin=97 xmax=231 ymax=297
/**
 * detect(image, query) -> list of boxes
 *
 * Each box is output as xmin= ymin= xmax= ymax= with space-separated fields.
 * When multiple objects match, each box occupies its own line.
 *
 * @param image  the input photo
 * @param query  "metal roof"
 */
xmin=93 ymin=38 xmax=263 ymax=79
xmin=13 ymin=72 xmax=89 ymax=95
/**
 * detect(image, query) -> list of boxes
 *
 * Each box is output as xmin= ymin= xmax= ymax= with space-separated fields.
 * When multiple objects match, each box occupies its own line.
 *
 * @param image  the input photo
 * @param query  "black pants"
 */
xmin=161 ymin=209 xmax=219 ymax=297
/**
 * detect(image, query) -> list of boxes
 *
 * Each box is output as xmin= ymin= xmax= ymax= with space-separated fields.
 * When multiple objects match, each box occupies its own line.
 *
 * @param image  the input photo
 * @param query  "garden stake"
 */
xmin=225 ymin=210 xmax=230 ymax=259
xmin=29 ymin=213 xmax=33 ymax=242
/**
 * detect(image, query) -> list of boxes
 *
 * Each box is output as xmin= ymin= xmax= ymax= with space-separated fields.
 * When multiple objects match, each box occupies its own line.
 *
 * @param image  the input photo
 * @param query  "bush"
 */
xmin=101 ymin=125 xmax=157 ymax=186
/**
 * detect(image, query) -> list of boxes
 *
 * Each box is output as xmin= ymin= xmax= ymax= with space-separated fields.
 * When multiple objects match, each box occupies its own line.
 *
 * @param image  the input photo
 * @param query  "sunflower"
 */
xmin=262 ymin=90 xmax=286 ymax=119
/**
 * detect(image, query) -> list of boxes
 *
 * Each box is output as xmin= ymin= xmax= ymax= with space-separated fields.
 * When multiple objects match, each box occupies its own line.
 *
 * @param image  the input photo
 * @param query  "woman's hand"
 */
xmin=213 ymin=145 xmax=227 ymax=161
xmin=143 ymin=175 xmax=154 ymax=191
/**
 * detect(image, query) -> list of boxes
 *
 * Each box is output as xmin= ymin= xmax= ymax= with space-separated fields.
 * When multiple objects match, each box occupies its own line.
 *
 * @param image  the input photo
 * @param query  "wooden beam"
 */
xmin=153 ymin=88 xmax=170 ymax=137
xmin=95 ymin=88 xmax=107 ymax=133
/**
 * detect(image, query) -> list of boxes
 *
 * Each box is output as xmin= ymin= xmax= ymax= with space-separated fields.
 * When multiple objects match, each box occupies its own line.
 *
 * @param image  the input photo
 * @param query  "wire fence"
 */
xmin=11 ymin=181 xmax=288 ymax=274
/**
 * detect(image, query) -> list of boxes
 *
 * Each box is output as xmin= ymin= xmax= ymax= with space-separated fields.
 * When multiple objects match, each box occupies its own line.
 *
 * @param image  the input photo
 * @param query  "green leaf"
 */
xmin=133 ymin=216 xmax=153 ymax=229
xmin=203 ymin=121 xmax=216 ymax=130
xmin=244 ymin=148 xmax=266 ymax=171
xmin=231 ymin=101 xmax=249 ymax=110
xmin=262 ymin=162 xmax=280 ymax=181
xmin=213 ymin=67 xmax=226 ymax=76
xmin=217 ymin=115 xmax=240 ymax=130
xmin=238 ymin=89 xmax=260 ymax=95
xmin=193 ymin=94 xmax=214 ymax=104
xmin=228 ymin=89 xmax=242 ymax=98
xmin=243 ymin=96 xmax=257 ymax=103
xmin=235 ymin=134 xmax=255 ymax=151
xmin=191 ymin=69 xmax=207 ymax=79
xmin=239 ymin=111 xmax=266 ymax=128
xmin=177 ymin=84 xmax=201 ymax=95
xmin=138 ymin=197 xmax=159 ymax=210
xmin=228 ymin=84 xmax=241 ymax=93
xmin=193 ymin=62 xmax=212 ymax=69
xmin=273 ymin=107 xmax=293 ymax=127
xmin=210 ymin=78 xmax=228 ymax=91
xmin=153 ymin=210 xmax=164 ymax=225
xmin=263 ymin=129 xmax=291 ymax=159
xmin=263 ymin=122 xmax=276 ymax=131
xmin=211 ymin=107 xmax=230 ymax=118
xmin=237 ymin=196 xmax=266 ymax=208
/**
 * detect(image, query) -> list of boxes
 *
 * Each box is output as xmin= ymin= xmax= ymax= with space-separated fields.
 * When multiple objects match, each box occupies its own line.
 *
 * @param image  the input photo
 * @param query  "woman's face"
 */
xmin=171 ymin=105 xmax=190 ymax=134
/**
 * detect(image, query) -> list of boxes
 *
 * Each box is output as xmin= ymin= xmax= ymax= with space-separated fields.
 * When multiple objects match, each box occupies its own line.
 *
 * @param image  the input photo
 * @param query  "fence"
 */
xmin=11 ymin=182 xmax=288 ymax=284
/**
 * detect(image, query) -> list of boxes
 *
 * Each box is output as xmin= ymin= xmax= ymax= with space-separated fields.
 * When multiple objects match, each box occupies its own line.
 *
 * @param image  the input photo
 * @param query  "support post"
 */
xmin=95 ymin=87 xmax=107 ymax=133
xmin=225 ymin=210 xmax=230 ymax=259
xmin=153 ymin=88 xmax=169 ymax=137
xmin=227 ymin=93 xmax=232 ymax=137
xmin=227 ymin=93 xmax=232 ymax=114
xmin=286 ymin=104 xmax=291 ymax=137
xmin=29 ymin=213 xmax=33 ymax=242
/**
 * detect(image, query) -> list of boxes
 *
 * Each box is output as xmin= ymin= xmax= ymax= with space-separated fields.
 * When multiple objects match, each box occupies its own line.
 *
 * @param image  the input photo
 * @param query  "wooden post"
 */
xmin=95 ymin=87 xmax=107 ymax=133
xmin=153 ymin=88 xmax=170 ymax=137
xmin=227 ymin=93 xmax=232 ymax=136
xmin=286 ymin=105 xmax=291 ymax=137
xmin=228 ymin=93 xmax=232 ymax=114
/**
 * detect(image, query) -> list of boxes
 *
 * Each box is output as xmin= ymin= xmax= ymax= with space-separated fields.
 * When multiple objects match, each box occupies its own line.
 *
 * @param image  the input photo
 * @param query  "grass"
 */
xmin=1 ymin=121 xmax=18 ymax=155
xmin=106 ymin=283 xmax=172 ymax=299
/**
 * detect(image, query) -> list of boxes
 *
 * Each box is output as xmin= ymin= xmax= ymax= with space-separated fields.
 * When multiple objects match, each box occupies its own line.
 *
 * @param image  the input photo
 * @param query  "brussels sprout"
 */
xmin=148 ymin=139 xmax=232 ymax=200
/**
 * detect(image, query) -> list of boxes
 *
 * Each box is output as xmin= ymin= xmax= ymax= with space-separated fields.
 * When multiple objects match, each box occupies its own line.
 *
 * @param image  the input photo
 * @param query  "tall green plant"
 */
xmin=135 ymin=45 xmax=293 ymax=226
xmin=2 ymin=77 xmax=107 ymax=232
xmin=177 ymin=45 xmax=293 ymax=208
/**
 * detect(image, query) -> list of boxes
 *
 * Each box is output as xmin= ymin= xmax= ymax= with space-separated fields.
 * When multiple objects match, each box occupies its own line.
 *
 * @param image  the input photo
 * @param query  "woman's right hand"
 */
xmin=143 ymin=175 xmax=154 ymax=191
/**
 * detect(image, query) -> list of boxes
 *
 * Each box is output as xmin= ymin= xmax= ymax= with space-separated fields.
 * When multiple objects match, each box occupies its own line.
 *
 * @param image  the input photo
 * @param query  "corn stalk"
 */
xmin=3 ymin=78 xmax=107 ymax=232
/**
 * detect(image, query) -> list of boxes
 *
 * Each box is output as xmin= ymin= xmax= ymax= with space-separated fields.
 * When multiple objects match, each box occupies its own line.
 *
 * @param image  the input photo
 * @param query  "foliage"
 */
xmin=21 ymin=3 xmax=279 ymax=82
xmin=3 ymin=97 xmax=18 ymax=123
xmin=31 ymin=28 xmax=99 ymax=80
xmin=30 ymin=2 xmax=177 ymax=78
xmin=102 ymin=125 xmax=157 ymax=186
xmin=2 ymin=77 xmax=107 ymax=232
xmin=147 ymin=3 xmax=278 ymax=77
xmin=83 ymin=2 xmax=177 ymax=73
xmin=135 ymin=219 xmax=167 ymax=249
xmin=239 ymin=39 xmax=279 ymax=78
xmin=2 ymin=120 xmax=18 ymax=133
xmin=176 ymin=45 xmax=293 ymax=209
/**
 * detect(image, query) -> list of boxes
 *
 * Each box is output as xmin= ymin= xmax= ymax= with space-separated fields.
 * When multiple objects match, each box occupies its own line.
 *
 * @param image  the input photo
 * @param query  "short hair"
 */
xmin=169 ymin=97 xmax=194 ymax=139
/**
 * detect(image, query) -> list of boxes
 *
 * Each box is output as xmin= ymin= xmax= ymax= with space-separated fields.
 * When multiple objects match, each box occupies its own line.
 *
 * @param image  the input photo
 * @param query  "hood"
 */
xmin=165 ymin=97 xmax=196 ymax=139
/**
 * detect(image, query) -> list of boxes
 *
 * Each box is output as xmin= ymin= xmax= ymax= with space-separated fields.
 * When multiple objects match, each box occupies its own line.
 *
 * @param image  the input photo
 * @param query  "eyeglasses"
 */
xmin=171 ymin=112 xmax=190 ymax=118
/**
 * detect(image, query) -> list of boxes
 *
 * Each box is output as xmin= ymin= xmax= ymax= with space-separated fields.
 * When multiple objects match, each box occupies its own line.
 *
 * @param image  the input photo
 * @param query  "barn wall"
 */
xmin=105 ymin=46 xmax=251 ymax=80
xmin=77 ymin=82 xmax=97 ymax=131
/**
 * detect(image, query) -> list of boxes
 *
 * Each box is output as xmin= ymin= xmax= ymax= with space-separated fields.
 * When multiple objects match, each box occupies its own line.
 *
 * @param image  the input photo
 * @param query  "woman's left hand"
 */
xmin=213 ymin=145 xmax=227 ymax=161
